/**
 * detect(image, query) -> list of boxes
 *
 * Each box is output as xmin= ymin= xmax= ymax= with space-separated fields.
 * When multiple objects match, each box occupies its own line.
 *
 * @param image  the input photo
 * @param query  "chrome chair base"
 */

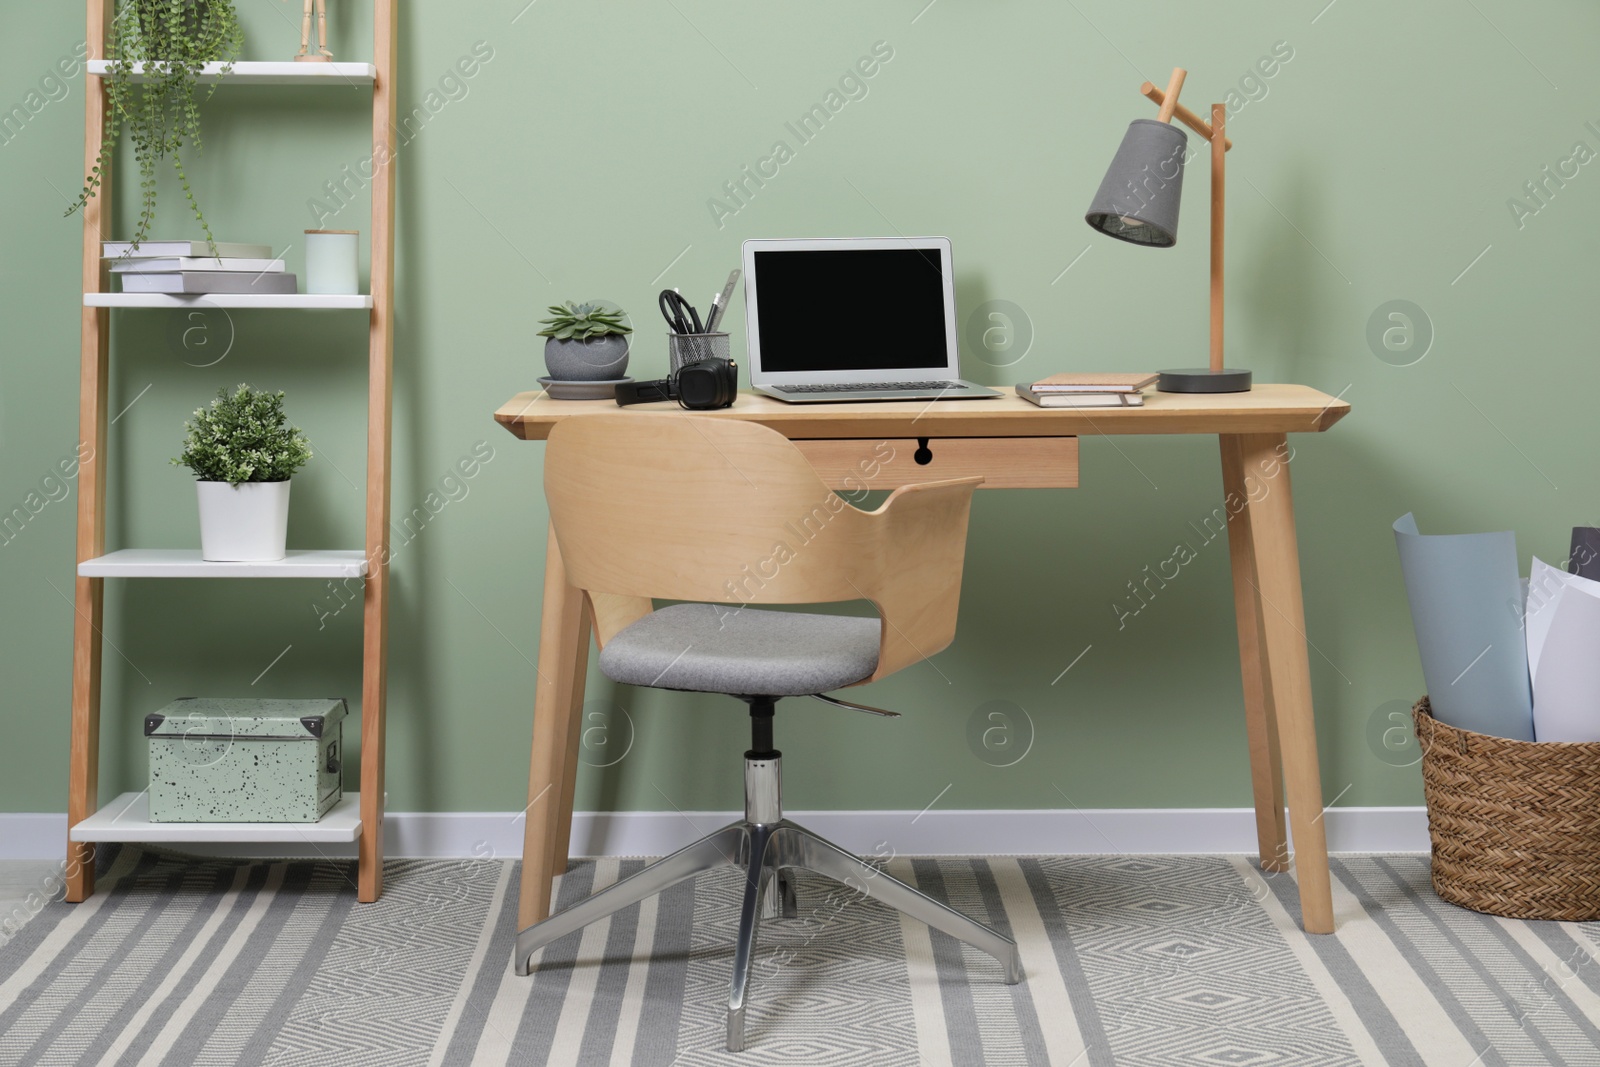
xmin=514 ymin=756 xmax=1023 ymax=1053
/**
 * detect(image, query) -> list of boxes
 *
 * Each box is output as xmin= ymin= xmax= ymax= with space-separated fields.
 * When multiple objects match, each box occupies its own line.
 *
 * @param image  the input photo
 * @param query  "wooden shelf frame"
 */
xmin=67 ymin=0 xmax=398 ymax=904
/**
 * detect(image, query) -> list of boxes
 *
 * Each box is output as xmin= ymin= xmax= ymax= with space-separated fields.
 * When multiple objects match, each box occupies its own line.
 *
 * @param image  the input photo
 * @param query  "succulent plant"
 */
xmin=536 ymin=302 xmax=633 ymax=341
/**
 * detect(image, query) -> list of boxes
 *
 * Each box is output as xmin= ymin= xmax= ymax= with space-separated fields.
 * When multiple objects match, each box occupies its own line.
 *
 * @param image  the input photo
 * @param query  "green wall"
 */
xmin=4 ymin=1 xmax=1596 ymax=822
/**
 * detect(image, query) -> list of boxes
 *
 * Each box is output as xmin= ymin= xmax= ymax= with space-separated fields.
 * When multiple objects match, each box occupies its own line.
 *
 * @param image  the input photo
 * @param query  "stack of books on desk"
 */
xmin=1016 ymin=372 xmax=1157 ymax=408
xmin=107 ymin=241 xmax=295 ymax=295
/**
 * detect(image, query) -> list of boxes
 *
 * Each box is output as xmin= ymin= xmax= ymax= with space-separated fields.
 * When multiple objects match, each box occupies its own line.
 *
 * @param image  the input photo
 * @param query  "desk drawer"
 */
xmin=796 ymin=436 xmax=1078 ymax=490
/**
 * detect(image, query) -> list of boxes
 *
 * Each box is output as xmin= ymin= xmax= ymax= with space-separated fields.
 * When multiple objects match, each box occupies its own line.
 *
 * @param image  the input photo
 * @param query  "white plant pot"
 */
xmin=196 ymin=480 xmax=290 ymax=562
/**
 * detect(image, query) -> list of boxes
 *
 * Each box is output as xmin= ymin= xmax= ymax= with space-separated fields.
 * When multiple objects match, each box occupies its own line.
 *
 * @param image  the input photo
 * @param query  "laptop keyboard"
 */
xmin=772 ymin=381 xmax=969 ymax=394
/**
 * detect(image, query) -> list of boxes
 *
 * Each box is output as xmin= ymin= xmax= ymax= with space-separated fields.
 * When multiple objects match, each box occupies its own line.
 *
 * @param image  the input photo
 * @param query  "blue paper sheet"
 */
xmin=1393 ymin=513 xmax=1534 ymax=740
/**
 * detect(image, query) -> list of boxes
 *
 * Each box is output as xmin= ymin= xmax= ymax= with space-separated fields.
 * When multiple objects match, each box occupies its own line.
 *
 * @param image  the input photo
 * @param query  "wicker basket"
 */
xmin=1413 ymin=697 xmax=1600 ymax=920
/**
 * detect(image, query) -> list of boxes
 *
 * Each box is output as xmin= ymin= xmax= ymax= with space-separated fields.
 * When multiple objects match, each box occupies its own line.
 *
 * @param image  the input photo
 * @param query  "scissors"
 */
xmin=658 ymin=289 xmax=704 ymax=335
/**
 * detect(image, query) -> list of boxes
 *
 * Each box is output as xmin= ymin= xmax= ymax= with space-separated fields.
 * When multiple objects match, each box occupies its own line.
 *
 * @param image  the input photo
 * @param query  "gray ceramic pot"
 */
xmin=544 ymin=335 xmax=630 ymax=381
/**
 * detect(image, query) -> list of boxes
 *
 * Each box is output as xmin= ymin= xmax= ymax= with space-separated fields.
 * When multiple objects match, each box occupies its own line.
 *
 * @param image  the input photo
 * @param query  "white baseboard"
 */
xmin=0 ymin=807 xmax=1429 ymax=862
xmin=1 ymin=815 xmax=64 ymax=863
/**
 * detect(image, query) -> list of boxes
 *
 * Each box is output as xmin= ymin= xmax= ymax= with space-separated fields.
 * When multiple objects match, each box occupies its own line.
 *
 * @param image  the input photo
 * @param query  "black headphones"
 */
xmin=614 ymin=357 xmax=738 ymax=410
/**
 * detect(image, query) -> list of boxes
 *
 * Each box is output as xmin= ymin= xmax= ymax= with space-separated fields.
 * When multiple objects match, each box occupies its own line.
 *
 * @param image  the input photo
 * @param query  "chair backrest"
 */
xmin=546 ymin=413 xmax=873 ymax=606
xmin=544 ymin=413 xmax=982 ymax=684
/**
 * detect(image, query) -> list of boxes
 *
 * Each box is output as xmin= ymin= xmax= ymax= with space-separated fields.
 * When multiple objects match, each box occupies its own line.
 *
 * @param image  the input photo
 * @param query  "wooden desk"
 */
xmin=494 ymin=384 xmax=1352 ymax=934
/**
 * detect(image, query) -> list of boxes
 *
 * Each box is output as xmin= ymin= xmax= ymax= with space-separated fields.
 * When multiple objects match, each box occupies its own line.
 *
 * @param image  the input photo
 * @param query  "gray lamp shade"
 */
xmin=1084 ymin=119 xmax=1189 ymax=247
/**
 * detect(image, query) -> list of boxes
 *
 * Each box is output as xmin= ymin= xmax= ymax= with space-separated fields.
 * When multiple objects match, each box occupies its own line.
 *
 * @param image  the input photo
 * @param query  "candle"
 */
xmin=304 ymin=230 xmax=359 ymax=295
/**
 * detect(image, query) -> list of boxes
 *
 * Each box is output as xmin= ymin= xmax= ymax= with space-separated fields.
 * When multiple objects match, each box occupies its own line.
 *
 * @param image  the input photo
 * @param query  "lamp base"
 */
xmin=1156 ymin=368 xmax=1253 ymax=393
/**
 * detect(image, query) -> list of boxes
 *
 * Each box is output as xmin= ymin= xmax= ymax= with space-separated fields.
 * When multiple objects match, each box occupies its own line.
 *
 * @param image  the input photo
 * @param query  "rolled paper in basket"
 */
xmin=1393 ymin=513 xmax=1534 ymax=741
xmin=1569 ymin=527 xmax=1600 ymax=580
xmin=1531 ymin=590 xmax=1600 ymax=742
xmin=1526 ymin=556 xmax=1600 ymax=742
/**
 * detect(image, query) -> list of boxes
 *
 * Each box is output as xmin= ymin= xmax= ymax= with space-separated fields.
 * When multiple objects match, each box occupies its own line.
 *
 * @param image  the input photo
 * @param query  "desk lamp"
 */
xmin=1085 ymin=68 xmax=1251 ymax=393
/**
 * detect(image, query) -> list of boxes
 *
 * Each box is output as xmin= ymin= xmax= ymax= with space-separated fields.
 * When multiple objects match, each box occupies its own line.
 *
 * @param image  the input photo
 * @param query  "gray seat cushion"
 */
xmin=597 ymin=603 xmax=880 ymax=696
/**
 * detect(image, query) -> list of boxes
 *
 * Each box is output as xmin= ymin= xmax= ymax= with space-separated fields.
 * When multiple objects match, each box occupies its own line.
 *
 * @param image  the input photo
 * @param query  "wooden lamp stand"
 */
xmin=1140 ymin=69 xmax=1252 ymax=393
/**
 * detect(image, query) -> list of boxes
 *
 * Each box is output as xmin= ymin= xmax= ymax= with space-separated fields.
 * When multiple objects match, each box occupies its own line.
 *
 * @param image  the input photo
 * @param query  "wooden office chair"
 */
xmin=515 ymin=412 xmax=1022 ymax=1052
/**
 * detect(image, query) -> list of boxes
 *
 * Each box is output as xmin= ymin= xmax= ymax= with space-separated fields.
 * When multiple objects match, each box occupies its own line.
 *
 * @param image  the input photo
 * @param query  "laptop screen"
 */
xmin=752 ymin=247 xmax=949 ymax=373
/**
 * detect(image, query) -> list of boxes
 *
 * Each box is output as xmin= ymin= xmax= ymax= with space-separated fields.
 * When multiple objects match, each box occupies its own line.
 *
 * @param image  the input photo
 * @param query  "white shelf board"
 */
xmin=70 ymin=791 xmax=362 ymax=844
xmin=86 ymin=293 xmax=372 ymax=310
xmin=79 ymin=549 xmax=368 ymax=579
xmin=86 ymin=60 xmax=376 ymax=85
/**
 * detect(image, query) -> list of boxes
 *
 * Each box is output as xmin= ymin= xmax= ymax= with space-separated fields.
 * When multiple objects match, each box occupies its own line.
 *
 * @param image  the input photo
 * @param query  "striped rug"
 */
xmin=2 ymin=848 xmax=1599 ymax=1065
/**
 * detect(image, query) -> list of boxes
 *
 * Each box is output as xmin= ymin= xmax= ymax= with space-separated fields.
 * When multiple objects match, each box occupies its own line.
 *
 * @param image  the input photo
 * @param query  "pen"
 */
xmin=680 ymin=288 xmax=702 ymax=333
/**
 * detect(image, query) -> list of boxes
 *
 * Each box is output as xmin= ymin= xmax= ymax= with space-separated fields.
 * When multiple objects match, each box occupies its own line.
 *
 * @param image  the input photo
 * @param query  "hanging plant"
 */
xmin=66 ymin=0 xmax=244 ymax=255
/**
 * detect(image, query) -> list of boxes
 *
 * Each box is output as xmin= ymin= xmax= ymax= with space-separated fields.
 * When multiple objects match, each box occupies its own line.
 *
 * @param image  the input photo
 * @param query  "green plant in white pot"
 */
xmin=174 ymin=385 xmax=312 ymax=562
xmin=537 ymin=302 xmax=632 ymax=381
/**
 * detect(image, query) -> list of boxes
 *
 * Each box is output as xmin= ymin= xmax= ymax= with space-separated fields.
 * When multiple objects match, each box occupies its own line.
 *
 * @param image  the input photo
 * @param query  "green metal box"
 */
xmin=145 ymin=697 xmax=346 ymax=822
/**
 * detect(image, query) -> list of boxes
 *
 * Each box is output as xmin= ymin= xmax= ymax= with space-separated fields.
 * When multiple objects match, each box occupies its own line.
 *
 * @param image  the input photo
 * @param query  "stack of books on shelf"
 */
xmin=106 ymin=241 xmax=295 ymax=295
xmin=1016 ymin=372 xmax=1157 ymax=408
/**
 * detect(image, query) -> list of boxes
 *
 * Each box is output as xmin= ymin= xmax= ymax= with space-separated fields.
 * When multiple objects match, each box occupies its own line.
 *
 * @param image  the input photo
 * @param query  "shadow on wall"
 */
xmin=389 ymin=0 xmax=441 ymax=813
xmin=1240 ymin=155 xmax=1340 ymax=387
xmin=1292 ymin=430 xmax=1428 ymax=795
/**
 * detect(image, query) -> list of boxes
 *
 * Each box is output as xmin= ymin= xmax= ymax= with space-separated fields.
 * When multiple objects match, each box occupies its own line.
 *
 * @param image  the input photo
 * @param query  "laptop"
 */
xmin=742 ymin=237 xmax=1002 ymax=403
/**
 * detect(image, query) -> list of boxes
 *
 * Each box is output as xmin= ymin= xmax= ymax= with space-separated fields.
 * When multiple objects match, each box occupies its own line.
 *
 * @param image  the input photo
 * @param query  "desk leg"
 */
xmin=1220 ymin=436 xmax=1288 ymax=873
xmin=517 ymin=523 xmax=592 ymax=928
xmin=1225 ymin=433 xmax=1334 ymax=934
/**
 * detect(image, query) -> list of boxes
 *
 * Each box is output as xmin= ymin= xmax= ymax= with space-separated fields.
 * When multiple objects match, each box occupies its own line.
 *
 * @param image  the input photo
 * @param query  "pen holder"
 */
xmin=668 ymin=332 xmax=731 ymax=374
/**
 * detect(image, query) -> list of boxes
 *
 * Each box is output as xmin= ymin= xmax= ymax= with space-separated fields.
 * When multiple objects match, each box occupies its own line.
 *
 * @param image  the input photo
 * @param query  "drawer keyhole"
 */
xmin=914 ymin=437 xmax=933 ymax=465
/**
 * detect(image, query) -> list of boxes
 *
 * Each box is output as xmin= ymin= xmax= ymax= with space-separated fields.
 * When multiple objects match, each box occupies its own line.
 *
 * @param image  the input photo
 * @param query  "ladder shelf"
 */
xmin=67 ymin=0 xmax=399 ymax=904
